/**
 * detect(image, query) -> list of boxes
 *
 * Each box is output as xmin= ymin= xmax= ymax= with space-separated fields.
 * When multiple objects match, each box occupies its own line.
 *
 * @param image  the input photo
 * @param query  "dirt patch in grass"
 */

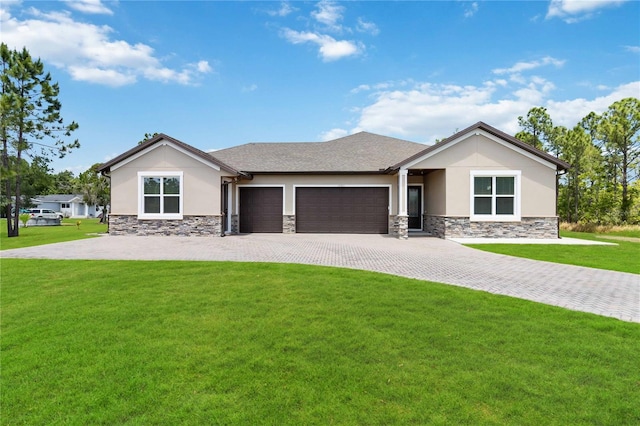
xmin=595 ymin=235 xmax=640 ymax=243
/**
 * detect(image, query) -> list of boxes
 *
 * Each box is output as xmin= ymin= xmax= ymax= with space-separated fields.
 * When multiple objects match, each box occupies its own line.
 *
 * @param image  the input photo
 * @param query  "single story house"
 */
xmin=98 ymin=122 xmax=569 ymax=239
xmin=33 ymin=194 xmax=99 ymax=218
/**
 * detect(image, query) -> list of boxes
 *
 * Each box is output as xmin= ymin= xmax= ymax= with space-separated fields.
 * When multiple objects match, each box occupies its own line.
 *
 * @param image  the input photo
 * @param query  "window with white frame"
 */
xmin=470 ymin=171 xmax=521 ymax=221
xmin=138 ymin=172 xmax=183 ymax=219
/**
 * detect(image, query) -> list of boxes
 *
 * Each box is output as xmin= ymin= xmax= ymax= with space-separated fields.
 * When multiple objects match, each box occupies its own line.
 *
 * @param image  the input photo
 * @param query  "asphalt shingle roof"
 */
xmin=211 ymin=131 xmax=428 ymax=173
xmin=34 ymin=194 xmax=82 ymax=203
xmin=98 ymin=123 xmax=569 ymax=175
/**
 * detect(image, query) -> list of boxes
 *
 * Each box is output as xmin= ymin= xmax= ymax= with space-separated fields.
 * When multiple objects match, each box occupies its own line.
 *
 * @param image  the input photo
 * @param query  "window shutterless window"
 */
xmin=138 ymin=172 xmax=183 ymax=219
xmin=470 ymin=171 xmax=520 ymax=221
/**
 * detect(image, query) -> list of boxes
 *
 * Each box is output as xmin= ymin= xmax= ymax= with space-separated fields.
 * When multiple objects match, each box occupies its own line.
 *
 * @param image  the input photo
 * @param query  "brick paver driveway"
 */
xmin=3 ymin=234 xmax=638 ymax=322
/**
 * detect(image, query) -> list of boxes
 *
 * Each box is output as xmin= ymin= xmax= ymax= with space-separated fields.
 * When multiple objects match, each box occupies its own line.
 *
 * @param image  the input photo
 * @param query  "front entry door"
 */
xmin=407 ymin=186 xmax=422 ymax=230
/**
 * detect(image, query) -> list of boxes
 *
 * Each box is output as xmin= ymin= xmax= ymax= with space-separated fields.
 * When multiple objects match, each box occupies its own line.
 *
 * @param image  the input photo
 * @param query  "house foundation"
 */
xmin=423 ymin=215 xmax=559 ymax=238
xmin=109 ymin=215 xmax=224 ymax=236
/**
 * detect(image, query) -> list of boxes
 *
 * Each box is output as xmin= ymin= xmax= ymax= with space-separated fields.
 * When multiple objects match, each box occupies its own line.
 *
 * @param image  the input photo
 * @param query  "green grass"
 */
xmin=467 ymin=230 xmax=639 ymax=274
xmin=0 ymin=218 xmax=107 ymax=250
xmin=2 ymin=260 xmax=639 ymax=425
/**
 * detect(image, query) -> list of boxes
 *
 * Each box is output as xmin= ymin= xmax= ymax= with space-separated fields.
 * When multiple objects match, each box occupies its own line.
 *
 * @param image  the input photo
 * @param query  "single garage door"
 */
xmin=296 ymin=187 xmax=389 ymax=234
xmin=239 ymin=187 xmax=283 ymax=233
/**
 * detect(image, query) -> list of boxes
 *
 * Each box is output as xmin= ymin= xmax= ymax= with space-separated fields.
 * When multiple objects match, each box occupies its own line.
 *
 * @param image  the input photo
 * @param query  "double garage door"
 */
xmin=239 ymin=187 xmax=389 ymax=234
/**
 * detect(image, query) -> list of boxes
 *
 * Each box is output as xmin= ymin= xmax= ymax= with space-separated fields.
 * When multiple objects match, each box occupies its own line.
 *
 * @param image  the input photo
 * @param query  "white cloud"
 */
xmin=278 ymin=1 xmax=377 ymax=62
xmin=319 ymin=128 xmax=349 ymax=141
xmin=266 ymin=2 xmax=296 ymax=17
xmin=356 ymin=18 xmax=379 ymax=35
xmin=464 ymin=2 xmax=479 ymax=18
xmin=350 ymin=80 xmax=410 ymax=94
xmin=624 ymin=45 xmax=640 ymax=53
xmin=0 ymin=7 xmax=212 ymax=87
xmin=242 ymin=83 xmax=258 ymax=93
xmin=68 ymin=65 xmax=135 ymax=87
xmin=546 ymin=0 xmax=627 ymax=23
xmin=350 ymin=84 xmax=371 ymax=94
xmin=546 ymin=81 xmax=640 ymax=127
xmin=346 ymin=73 xmax=639 ymax=144
xmin=63 ymin=0 xmax=113 ymax=15
xmin=492 ymin=56 xmax=565 ymax=75
xmin=281 ymin=28 xmax=362 ymax=61
xmin=195 ymin=60 xmax=212 ymax=73
xmin=311 ymin=0 xmax=345 ymax=32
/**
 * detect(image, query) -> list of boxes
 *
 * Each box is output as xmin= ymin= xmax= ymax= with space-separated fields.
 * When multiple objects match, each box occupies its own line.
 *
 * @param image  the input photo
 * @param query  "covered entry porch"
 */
xmin=395 ymin=168 xmax=445 ymax=239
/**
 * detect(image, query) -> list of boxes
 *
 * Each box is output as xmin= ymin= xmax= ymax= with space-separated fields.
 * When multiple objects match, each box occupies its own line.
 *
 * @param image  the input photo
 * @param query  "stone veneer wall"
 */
xmin=389 ymin=215 xmax=409 ymax=240
xmin=424 ymin=215 xmax=445 ymax=238
xmin=283 ymin=215 xmax=296 ymax=234
xmin=424 ymin=215 xmax=558 ymax=238
xmin=109 ymin=215 xmax=224 ymax=237
xmin=230 ymin=214 xmax=239 ymax=234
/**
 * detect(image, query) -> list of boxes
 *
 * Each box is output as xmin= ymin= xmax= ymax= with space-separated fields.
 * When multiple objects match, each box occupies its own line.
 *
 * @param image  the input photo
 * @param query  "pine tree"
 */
xmin=0 ymin=43 xmax=79 ymax=236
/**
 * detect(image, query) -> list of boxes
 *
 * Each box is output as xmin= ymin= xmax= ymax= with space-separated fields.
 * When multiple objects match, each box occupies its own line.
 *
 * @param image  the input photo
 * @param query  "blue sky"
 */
xmin=1 ymin=0 xmax=639 ymax=174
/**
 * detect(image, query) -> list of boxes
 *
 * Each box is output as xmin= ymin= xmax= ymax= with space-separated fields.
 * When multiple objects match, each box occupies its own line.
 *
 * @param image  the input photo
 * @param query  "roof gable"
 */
xmin=98 ymin=134 xmax=240 ymax=175
xmin=394 ymin=122 xmax=570 ymax=171
xmin=34 ymin=194 xmax=83 ymax=203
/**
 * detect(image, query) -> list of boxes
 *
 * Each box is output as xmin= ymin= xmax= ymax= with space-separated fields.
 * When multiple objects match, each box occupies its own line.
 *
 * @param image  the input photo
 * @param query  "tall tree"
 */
xmin=0 ymin=43 xmax=79 ymax=236
xmin=77 ymin=164 xmax=110 ymax=223
xmin=21 ymin=155 xmax=53 ymax=204
xmin=557 ymin=125 xmax=599 ymax=222
xmin=138 ymin=132 xmax=159 ymax=145
xmin=597 ymin=98 xmax=640 ymax=223
xmin=49 ymin=170 xmax=77 ymax=194
xmin=515 ymin=107 xmax=554 ymax=151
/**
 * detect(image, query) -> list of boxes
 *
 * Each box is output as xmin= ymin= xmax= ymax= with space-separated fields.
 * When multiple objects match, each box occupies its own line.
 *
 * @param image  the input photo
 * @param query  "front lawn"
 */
xmin=467 ymin=230 xmax=639 ymax=274
xmin=0 ymin=218 xmax=107 ymax=250
xmin=3 ymin=260 xmax=639 ymax=425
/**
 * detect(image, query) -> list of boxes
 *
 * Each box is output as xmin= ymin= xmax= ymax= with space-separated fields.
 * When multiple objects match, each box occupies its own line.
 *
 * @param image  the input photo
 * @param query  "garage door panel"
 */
xmin=296 ymin=187 xmax=388 ymax=234
xmin=239 ymin=187 xmax=283 ymax=233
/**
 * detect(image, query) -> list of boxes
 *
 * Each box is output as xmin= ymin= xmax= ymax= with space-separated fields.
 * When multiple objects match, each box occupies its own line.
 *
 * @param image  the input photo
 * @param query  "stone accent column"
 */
xmin=283 ymin=215 xmax=296 ymax=234
xmin=390 ymin=215 xmax=409 ymax=240
xmin=231 ymin=214 xmax=239 ymax=234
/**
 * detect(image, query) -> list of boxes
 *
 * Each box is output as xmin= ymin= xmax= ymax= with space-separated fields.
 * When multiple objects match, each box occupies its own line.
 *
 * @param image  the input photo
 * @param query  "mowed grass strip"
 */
xmin=467 ymin=231 xmax=640 ymax=274
xmin=0 ymin=219 xmax=107 ymax=250
xmin=3 ymin=260 xmax=639 ymax=425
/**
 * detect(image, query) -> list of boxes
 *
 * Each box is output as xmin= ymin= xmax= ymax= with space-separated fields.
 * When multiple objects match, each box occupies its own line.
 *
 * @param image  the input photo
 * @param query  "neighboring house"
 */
xmin=33 ymin=194 xmax=99 ymax=218
xmin=97 ymin=122 xmax=569 ymax=239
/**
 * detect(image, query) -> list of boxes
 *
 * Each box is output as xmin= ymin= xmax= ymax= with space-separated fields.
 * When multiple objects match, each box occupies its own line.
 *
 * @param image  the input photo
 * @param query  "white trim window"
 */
xmin=138 ymin=171 xmax=183 ymax=219
xmin=470 ymin=170 xmax=521 ymax=221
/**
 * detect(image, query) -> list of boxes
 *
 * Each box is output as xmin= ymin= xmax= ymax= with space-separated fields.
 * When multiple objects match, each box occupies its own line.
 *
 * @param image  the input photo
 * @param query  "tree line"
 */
xmin=515 ymin=99 xmax=640 ymax=225
xmin=7 ymin=159 xmax=110 ymax=221
xmin=2 ymin=43 xmax=639 ymax=239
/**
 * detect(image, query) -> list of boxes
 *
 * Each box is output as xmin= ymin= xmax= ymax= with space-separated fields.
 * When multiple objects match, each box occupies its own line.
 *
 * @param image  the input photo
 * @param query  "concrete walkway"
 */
xmin=2 ymin=234 xmax=638 ymax=322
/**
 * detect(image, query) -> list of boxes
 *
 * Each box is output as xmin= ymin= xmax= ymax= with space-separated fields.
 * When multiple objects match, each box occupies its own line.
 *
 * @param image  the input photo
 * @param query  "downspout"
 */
xmin=220 ymin=179 xmax=226 ymax=237
xmin=220 ymin=178 xmax=232 ymax=237
xmin=101 ymin=170 xmax=111 ymax=233
xmin=221 ymin=176 xmax=238 ymax=236
xmin=556 ymin=168 xmax=567 ymax=239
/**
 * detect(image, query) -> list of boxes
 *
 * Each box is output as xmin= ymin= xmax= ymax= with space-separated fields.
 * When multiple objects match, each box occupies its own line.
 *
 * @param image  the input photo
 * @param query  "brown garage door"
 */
xmin=239 ymin=187 xmax=283 ymax=233
xmin=296 ymin=187 xmax=389 ymax=234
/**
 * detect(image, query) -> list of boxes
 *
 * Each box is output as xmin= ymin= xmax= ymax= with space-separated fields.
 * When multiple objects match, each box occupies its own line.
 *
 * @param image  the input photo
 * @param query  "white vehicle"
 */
xmin=28 ymin=209 xmax=63 ymax=220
